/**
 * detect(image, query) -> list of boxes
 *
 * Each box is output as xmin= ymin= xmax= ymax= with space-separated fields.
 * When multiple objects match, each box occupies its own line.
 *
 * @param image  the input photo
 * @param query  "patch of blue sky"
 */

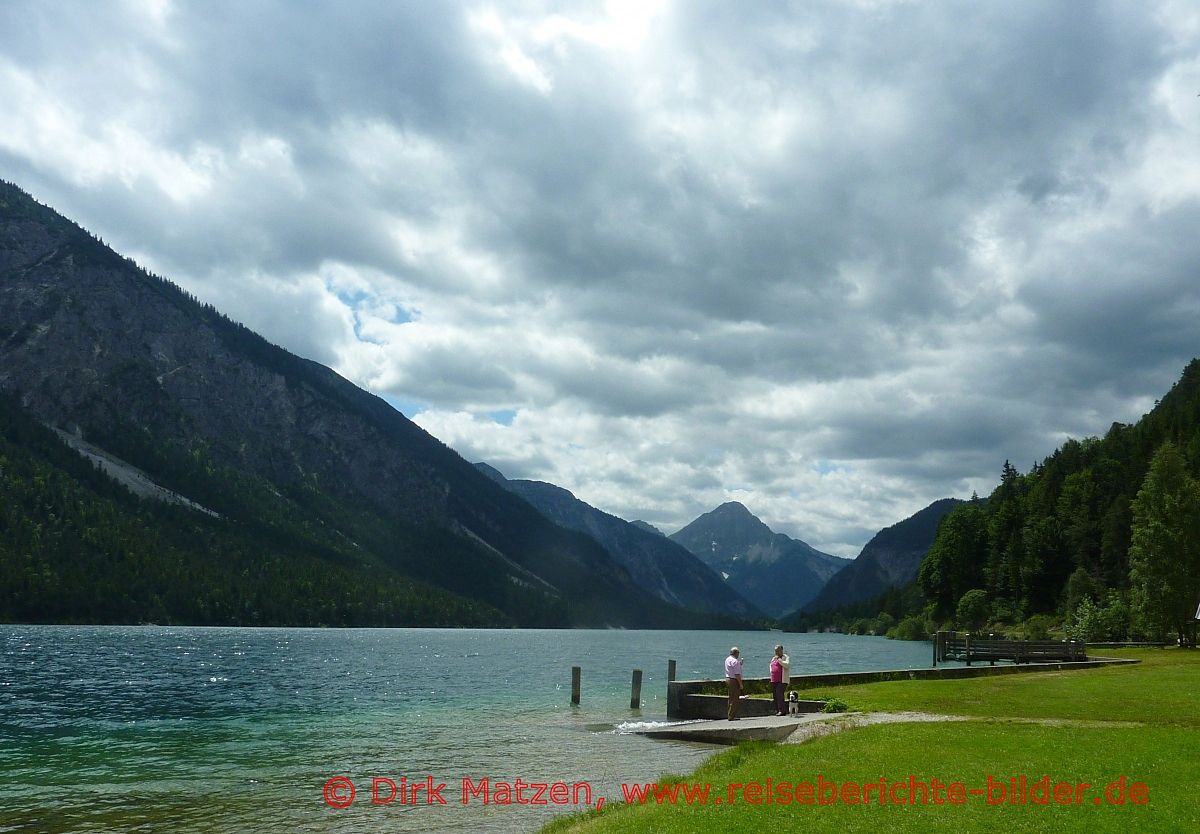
xmin=814 ymin=461 xmax=847 ymax=475
xmin=334 ymin=286 xmax=414 ymax=324
xmin=487 ymin=409 xmax=517 ymax=426
xmin=384 ymin=305 xmax=415 ymax=324
xmin=349 ymin=306 xmax=415 ymax=346
xmin=333 ymin=287 xmax=372 ymax=308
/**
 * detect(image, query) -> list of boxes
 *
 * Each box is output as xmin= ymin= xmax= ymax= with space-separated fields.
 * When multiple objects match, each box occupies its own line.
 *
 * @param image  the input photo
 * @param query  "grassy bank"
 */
xmin=540 ymin=649 xmax=1199 ymax=833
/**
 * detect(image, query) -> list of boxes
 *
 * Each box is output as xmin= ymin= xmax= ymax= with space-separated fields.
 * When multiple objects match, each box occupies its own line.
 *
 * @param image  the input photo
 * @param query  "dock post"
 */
xmin=932 ymin=632 xmax=938 ymax=667
xmin=667 ymin=659 xmax=677 ymax=682
xmin=630 ymin=669 xmax=642 ymax=709
xmin=571 ymin=666 xmax=581 ymax=705
xmin=965 ymin=633 xmax=972 ymax=666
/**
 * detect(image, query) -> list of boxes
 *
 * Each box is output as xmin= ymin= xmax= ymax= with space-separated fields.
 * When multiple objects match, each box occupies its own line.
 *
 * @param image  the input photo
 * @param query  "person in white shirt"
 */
xmin=724 ymin=647 xmax=743 ymax=720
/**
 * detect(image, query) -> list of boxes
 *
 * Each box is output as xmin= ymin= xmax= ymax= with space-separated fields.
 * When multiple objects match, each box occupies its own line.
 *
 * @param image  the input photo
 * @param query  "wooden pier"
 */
xmin=932 ymin=630 xmax=1086 ymax=666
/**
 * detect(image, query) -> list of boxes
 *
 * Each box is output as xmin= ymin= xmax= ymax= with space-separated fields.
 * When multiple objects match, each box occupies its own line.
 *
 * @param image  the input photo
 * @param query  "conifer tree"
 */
xmin=1128 ymin=441 xmax=1200 ymax=646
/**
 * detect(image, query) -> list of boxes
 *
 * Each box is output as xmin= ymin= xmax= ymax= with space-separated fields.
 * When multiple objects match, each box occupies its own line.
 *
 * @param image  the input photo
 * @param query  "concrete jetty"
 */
xmin=634 ymin=713 xmax=833 ymax=745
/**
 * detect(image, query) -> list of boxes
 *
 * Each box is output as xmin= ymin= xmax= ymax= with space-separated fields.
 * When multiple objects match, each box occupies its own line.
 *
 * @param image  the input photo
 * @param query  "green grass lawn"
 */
xmin=794 ymin=649 xmax=1199 ymax=726
xmin=540 ymin=649 xmax=1200 ymax=834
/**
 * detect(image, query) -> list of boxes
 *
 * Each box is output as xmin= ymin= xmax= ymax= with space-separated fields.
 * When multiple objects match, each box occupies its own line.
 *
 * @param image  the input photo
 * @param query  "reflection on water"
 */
xmin=0 ymin=626 xmax=935 ymax=833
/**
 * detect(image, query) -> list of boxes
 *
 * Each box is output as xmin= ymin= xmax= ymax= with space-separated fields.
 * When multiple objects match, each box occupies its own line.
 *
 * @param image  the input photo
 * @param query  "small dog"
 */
xmin=787 ymin=690 xmax=800 ymax=715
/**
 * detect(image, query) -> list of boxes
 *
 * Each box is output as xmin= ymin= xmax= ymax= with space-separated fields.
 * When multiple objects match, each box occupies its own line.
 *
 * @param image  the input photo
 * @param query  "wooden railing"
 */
xmin=932 ymin=630 xmax=1086 ymax=666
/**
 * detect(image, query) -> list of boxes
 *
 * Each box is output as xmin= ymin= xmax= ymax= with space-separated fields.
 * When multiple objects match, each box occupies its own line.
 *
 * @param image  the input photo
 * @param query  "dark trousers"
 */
xmin=726 ymin=678 xmax=741 ymax=719
xmin=772 ymin=682 xmax=786 ymax=715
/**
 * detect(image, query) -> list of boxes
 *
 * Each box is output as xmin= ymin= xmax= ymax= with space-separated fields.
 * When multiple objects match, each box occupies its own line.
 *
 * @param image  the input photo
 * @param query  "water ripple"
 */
xmin=1 ymin=625 xmax=935 ymax=833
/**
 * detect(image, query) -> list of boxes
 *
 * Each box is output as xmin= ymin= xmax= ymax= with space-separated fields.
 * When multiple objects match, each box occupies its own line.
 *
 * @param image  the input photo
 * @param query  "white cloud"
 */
xmin=2 ymin=0 xmax=1197 ymax=556
xmin=0 ymin=59 xmax=218 ymax=202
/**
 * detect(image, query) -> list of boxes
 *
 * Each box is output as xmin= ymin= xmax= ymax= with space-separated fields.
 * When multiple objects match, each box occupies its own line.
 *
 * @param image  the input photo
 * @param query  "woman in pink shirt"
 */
xmin=769 ymin=645 xmax=789 ymax=716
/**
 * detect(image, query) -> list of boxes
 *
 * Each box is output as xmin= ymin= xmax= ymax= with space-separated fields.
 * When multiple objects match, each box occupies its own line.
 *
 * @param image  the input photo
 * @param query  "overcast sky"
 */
xmin=3 ymin=1 xmax=1199 ymax=556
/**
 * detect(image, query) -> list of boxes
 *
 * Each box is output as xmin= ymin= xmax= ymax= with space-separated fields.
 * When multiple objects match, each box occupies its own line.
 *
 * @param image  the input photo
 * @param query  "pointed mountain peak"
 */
xmin=669 ymin=499 xmax=840 ymax=618
xmin=712 ymin=500 xmax=755 ymax=517
xmin=672 ymin=501 xmax=773 ymax=552
xmin=698 ymin=501 xmax=773 ymax=535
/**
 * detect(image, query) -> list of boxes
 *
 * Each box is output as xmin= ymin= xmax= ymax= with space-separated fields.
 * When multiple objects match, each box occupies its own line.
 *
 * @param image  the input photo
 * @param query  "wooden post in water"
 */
xmin=964 ymin=633 xmax=972 ymax=666
xmin=571 ymin=666 xmax=581 ymax=705
xmin=932 ymin=632 xmax=938 ymax=667
xmin=666 ymin=660 xmax=679 ymax=717
xmin=630 ymin=669 xmax=643 ymax=709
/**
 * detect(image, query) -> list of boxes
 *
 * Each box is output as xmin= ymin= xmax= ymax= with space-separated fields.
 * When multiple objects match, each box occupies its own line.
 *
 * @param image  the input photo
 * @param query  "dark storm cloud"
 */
xmin=1020 ymin=202 xmax=1200 ymax=374
xmin=1 ymin=0 xmax=1196 ymax=554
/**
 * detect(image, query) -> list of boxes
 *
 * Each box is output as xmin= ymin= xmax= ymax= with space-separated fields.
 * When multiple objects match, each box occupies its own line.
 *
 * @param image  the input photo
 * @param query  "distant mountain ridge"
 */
xmin=630 ymin=520 xmax=665 ymax=537
xmin=476 ymin=464 xmax=763 ymax=621
xmin=801 ymin=498 xmax=964 ymax=613
xmin=669 ymin=502 xmax=848 ymax=618
xmin=0 ymin=180 xmax=717 ymax=628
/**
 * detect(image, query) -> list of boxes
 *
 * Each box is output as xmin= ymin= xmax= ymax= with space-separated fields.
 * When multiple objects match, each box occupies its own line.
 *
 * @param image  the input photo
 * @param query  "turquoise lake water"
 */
xmin=0 ymin=626 xmax=940 ymax=833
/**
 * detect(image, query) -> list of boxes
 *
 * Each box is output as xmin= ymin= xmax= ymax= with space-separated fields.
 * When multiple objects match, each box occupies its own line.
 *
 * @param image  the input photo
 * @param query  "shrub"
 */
xmin=887 ymin=616 xmax=928 ymax=641
xmin=956 ymin=589 xmax=990 ymax=631
xmin=848 ymin=618 xmax=874 ymax=635
xmin=1067 ymin=591 xmax=1130 ymax=642
xmin=1023 ymin=614 xmax=1055 ymax=640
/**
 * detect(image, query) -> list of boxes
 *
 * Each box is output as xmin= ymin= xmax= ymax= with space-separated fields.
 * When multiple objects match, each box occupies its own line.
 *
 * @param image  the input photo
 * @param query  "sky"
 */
xmin=2 ymin=1 xmax=1200 ymax=557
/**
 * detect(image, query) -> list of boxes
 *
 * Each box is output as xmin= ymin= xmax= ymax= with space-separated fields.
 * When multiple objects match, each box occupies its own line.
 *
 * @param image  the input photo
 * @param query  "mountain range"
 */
xmin=476 ymin=463 xmax=763 ymax=620
xmin=0 ymin=180 xmax=964 ymax=629
xmin=799 ymin=498 xmax=964 ymax=613
xmin=669 ymin=502 xmax=849 ymax=618
xmin=0 ymin=180 xmax=727 ymax=628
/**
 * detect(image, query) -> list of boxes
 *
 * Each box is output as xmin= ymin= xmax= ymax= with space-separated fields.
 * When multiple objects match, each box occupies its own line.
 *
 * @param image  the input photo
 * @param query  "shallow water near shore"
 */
xmin=1 ymin=626 xmax=940 ymax=833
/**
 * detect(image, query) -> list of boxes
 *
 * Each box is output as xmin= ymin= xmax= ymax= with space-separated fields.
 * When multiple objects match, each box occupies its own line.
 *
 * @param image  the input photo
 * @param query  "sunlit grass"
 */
xmin=540 ymin=649 xmax=1200 ymax=834
xmin=796 ymin=648 xmax=1199 ymax=726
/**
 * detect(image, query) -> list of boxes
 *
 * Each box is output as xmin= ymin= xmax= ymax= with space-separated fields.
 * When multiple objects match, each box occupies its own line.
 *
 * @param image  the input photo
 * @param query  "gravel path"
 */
xmin=782 ymin=711 xmax=1142 ymax=745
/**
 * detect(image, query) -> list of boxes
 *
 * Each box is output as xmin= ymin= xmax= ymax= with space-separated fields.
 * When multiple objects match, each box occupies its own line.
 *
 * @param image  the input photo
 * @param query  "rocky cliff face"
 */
xmin=669 ymin=501 xmax=848 ymax=618
xmin=477 ymin=464 xmax=763 ymax=621
xmin=801 ymin=498 xmax=963 ymax=613
xmin=0 ymin=181 xmax=708 ymax=627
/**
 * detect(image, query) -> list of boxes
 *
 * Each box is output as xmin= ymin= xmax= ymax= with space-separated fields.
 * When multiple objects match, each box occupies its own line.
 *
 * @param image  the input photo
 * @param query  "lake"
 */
xmin=0 ymin=626 xmax=939 ymax=833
